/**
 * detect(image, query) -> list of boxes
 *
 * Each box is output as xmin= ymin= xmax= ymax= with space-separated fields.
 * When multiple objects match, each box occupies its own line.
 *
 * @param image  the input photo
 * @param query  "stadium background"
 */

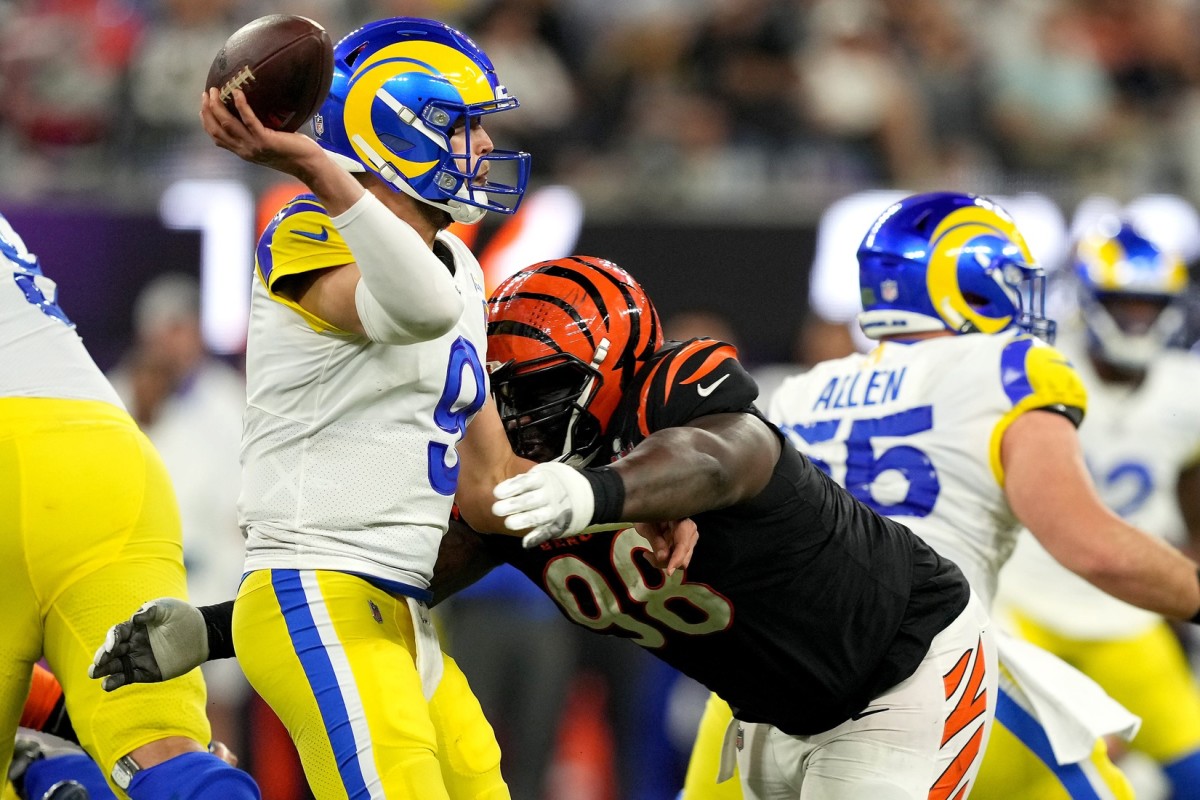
xmin=4 ymin=0 xmax=1200 ymax=798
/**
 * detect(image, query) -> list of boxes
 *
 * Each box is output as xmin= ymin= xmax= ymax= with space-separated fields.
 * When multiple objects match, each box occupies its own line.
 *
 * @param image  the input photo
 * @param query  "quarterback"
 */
xmin=195 ymin=15 xmax=539 ymax=800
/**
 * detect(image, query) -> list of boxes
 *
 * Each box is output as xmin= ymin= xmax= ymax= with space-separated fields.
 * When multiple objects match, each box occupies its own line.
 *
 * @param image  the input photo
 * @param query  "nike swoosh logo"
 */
xmin=850 ymin=706 xmax=890 ymax=721
xmin=696 ymin=374 xmax=730 ymax=397
xmin=294 ymin=227 xmax=330 ymax=242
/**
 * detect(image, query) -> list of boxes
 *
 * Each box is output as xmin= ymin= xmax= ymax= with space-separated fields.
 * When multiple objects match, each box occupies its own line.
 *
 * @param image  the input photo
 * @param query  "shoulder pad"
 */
xmin=634 ymin=338 xmax=758 ymax=437
xmin=255 ymin=194 xmax=352 ymax=289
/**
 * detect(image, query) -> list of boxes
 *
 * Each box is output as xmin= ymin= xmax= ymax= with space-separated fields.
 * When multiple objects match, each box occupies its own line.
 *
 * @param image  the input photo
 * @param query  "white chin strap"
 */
xmin=336 ymin=137 xmax=489 ymax=224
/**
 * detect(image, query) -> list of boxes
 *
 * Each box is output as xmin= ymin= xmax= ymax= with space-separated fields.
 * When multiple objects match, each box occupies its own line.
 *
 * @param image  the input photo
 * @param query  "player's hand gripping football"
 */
xmin=200 ymin=86 xmax=325 ymax=180
xmin=88 ymin=598 xmax=209 ymax=691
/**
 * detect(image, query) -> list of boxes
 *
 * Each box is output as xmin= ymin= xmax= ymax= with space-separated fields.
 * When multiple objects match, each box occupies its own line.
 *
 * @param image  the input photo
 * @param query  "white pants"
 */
xmin=736 ymin=592 xmax=997 ymax=800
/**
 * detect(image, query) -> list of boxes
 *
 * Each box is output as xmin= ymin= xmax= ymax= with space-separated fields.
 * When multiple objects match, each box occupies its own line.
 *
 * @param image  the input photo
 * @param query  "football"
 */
xmin=206 ymin=15 xmax=334 ymax=133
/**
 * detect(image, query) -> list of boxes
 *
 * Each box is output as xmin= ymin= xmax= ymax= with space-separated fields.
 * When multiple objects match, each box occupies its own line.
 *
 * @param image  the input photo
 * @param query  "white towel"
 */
xmin=406 ymin=597 xmax=445 ymax=701
xmin=997 ymin=631 xmax=1140 ymax=765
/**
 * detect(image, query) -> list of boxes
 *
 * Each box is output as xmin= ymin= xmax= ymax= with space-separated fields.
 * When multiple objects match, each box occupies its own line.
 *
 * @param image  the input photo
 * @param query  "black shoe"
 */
xmin=8 ymin=737 xmax=46 ymax=799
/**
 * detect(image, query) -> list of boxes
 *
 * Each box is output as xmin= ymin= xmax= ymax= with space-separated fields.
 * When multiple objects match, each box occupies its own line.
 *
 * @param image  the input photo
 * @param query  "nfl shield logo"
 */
xmin=881 ymin=279 xmax=899 ymax=303
xmin=314 ymin=114 xmax=324 ymax=136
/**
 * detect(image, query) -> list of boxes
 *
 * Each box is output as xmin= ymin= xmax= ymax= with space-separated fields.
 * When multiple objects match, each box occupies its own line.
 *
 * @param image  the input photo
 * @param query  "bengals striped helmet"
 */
xmin=487 ymin=256 xmax=662 ymax=465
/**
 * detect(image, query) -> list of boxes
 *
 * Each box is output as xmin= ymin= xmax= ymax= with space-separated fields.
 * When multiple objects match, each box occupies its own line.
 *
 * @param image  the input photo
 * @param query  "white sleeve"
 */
xmin=330 ymin=191 xmax=465 ymax=345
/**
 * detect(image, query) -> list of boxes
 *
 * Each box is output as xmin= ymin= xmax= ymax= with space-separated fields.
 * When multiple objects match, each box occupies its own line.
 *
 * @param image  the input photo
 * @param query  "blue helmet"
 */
xmin=1073 ymin=218 xmax=1188 ymax=369
xmin=312 ymin=17 xmax=531 ymax=224
xmin=857 ymin=192 xmax=1055 ymax=342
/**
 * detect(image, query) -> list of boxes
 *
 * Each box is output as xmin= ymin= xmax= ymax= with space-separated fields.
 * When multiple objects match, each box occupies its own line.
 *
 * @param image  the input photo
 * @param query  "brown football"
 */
xmin=205 ymin=15 xmax=334 ymax=133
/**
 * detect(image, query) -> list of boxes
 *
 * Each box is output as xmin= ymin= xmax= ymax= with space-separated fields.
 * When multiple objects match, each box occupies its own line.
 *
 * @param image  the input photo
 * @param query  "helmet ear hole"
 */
xmin=962 ymin=291 xmax=990 ymax=309
xmin=344 ymin=42 xmax=368 ymax=68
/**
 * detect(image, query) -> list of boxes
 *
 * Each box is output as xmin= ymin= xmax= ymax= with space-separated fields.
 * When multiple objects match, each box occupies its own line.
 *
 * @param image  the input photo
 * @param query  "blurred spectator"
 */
xmin=663 ymin=307 xmax=740 ymax=349
xmin=795 ymin=0 xmax=937 ymax=186
xmin=469 ymin=0 xmax=578 ymax=169
xmin=5 ymin=0 xmax=1200 ymax=218
xmin=982 ymin=0 xmax=1118 ymax=183
xmin=0 ymin=0 xmax=141 ymax=149
xmin=122 ymin=0 xmax=237 ymax=166
xmin=108 ymin=272 xmax=250 ymax=755
xmin=885 ymin=0 xmax=996 ymax=184
xmin=0 ymin=0 xmax=142 ymax=195
xmin=688 ymin=0 xmax=803 ymax=150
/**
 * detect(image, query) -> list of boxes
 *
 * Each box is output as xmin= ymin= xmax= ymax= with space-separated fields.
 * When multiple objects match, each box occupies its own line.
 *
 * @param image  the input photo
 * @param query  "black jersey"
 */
xmin=482 ymin=339 xmax=970 ymax=735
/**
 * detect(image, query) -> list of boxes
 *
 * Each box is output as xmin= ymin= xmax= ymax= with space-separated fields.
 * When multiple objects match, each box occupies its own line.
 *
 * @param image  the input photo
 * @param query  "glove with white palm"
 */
xmin=492 ymin=462 xmax=607 ymax=548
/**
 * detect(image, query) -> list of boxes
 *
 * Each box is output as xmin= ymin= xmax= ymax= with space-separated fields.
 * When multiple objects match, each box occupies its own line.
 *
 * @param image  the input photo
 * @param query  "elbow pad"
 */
xmin=332 ymin=191 xmax=464 ymax=344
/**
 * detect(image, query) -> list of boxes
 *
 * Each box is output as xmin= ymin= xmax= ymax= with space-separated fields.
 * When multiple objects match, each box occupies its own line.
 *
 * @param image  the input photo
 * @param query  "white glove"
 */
xmin=492 ymin=462 xmax=597 ymax=548
xmin=88 ymin=598 xmax=209 ymax=691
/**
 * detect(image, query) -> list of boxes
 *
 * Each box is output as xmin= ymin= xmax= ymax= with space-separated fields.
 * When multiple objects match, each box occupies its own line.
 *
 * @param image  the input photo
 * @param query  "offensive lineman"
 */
xmin=0 ymin=210 xmax=260 ymax=800
xmin=997 ymin=219 xmax=1200 ymax=797
xmin=730 ymin=192 xmax=1200 ymax=800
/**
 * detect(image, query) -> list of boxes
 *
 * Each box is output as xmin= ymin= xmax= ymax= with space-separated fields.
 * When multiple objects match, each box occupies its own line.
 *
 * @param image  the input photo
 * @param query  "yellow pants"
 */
xmin=683 ymin=691 xmax=1132 ymax=799
xmin=0 ymin=397 xmax=209 ymax=795
xmin=234 ymin=569 xmax=508 ymax=800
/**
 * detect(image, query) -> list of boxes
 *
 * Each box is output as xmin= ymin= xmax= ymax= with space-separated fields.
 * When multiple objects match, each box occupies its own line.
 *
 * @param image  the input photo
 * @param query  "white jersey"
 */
xmin=998 ymin=328 xmax=1200 ymax=638
xmin=239 ymin=195 xmax=490 ymax=592
xmin=0 ymin=214 xmax=124 ymax=407
xmin=767 ymin=330 xmax=1087 ymax=609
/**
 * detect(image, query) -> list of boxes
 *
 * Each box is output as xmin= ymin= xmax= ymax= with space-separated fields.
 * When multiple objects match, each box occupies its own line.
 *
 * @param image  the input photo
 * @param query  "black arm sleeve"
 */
xmin=200 ymin=600 xmax=237 ymax=661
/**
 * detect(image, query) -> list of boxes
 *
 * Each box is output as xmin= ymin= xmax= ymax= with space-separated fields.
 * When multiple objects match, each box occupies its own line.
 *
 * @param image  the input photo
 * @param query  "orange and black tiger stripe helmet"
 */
xmin=487 ymin=255 xmax=662 ymax=464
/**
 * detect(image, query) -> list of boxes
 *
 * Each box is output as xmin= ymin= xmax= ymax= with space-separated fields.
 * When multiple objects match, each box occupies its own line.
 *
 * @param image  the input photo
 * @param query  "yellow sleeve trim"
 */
xmin=988 ymin=337 xmax=1088 ymax=486
xmin=256 ymin=208 xmax=357 ymax=336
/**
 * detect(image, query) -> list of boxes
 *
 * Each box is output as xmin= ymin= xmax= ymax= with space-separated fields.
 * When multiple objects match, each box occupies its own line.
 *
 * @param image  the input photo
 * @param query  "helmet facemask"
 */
xmin=491 ymin=354 xmax=605 ymax=466
xmin=1081 ymin=291 xmax=1184 ymax=370
xmin=975 ymin=254 xmax=1056 ymax=342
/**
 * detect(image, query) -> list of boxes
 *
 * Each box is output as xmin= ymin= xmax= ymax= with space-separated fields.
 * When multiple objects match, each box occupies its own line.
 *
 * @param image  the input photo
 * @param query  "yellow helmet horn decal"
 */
xmin=343 ymin=41 xmax=495 ymax=180
xmin=926 ymin=204 xmax=1032 ymax=334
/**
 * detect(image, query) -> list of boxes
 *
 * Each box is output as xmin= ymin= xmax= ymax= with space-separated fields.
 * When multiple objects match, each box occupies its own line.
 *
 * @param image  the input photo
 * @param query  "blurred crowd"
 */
xmin=6 ymin=0 xmax=1200 ymax=220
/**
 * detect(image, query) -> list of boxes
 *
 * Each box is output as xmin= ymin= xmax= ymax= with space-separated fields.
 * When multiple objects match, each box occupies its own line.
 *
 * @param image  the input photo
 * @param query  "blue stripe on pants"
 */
xmin=272 ymin=569 xmax=372 ymax=800
xmin=995 ymin=688 xmax=1103 ymax=800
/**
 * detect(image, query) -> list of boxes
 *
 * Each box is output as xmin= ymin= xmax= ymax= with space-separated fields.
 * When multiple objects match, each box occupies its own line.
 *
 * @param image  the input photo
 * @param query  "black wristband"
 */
xmin=581 ymin=466 xmax=626 ymax=525
xmin=1191 ymin=569 xmax=1200 ymax=626
xmin=200 ymin=600 xmax=237 ymax=661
